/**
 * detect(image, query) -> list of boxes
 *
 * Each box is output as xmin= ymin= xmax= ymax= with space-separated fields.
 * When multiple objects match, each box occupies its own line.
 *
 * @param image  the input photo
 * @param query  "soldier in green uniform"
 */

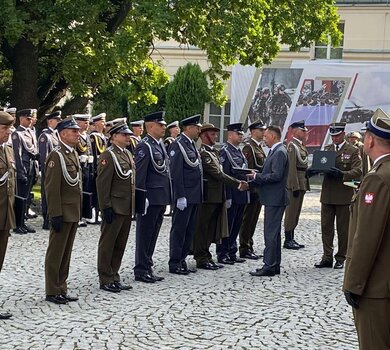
xmin=97 ymin=121 xmax=135 ymax=293
xmin=314 ymin=122 xmax=362 ymax=269
xmin=0 ymin=111 xmax=16 ymax=319
xmin=193 ymin=123 xmax=248 ymax=270
xmin=283 ymin=120 xmax=310 ymax=250
xmin=239 ymin=120 xmax=267 ymax=260
xmin=44 ymin=117 xmax=82 ymax=304
xmin=343 ymin=108 xmax=390 ymax=350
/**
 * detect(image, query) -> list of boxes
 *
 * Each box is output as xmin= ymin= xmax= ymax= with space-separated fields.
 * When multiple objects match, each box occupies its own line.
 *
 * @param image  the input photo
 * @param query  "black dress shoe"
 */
xmin=197 ymin=262 xmax=218 ymax=270
xmin=150 ymin=273 xmax=164 ymax=281
xmin=114 ymin=281 xmax=132 ymax=290
xmin=334 ymin=261 xmax=344 ymax=269
xmin=23 ymin=224 xmax=36 ymax=233
xmin=0 ymin=311 xmax=12 ymax=319
xmin=314 ymin=260 xmax=333 ymax=268
xmin=293 ymin=239 xmax=305 ymax=248
xmin=218 ymin=257 xmax=235 ymax=265
xmin=275 ymin=266 xmax=280 ymax=275
xmin=169 ymin=267 xmax=190 ymax=275
xmin=240 ymin=252 xmax=259 ymax=260
xmin=210 ymin=261 xmax=224 ymax=269
xmin=46 ymin=294 xmax=69 ymax=304
xmin=183 ymin=267 xmax=197 ymax=273
xmin=229 ymin=256 xmax=246 ymax=263
xmin=135 ymin=274 xmax=156 ymax=283
xmin=250 ymin=268 xmax=275 ymax=277
xmin=283 ymin=240 xmax=300 ymax=250
xmin=62 ymin=294 xmax=79 ymax=302
xmin=13 ymin=227 xmax=27 ymax=234
xmin=100 ymin=283 xmax=121 ymax=293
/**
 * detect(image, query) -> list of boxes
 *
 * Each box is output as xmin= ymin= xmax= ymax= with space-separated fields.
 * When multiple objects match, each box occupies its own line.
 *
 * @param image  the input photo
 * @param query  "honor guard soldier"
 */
xmin=0 ymin=111 xmax=16 ymax=319
xmin=128 ymin=120 xmax=144 ymax=154
xmin=5 ymin=107 xmax=16 ymax=146
xmin=97 ymin=121 xmax=135 ymax=293
xmin=217 ymin=123 xmax=250 ymax=265
xmin=73 ymin=114 xmax=93 ymax=226
xmin=44 ymin=117 xmax=82 ymax=304
xmin=168 ymin=115 xmax=202 ymax=275
xmin=164 ymin=120 xmax=180 ymax=150
xmin=89 ymin=113 xmax=108 ymax=224
xmin=313 ymin=122 xmax=362 ymax=269
xmin=39 ymin=111 xmax=62 ymax=229
xmin=133 ymin=111 xmax=171 ymax=283
xmin=193 ymin=124 xmax=247 ymax=270
xmin=283 ymin=120 xmax=310 ymax=250
xmin=239 ymin=120 xmax=267 ymax=260
xmin=343 ymin=109 xmax=390 ymax=350
xmin=11 ymin=109 xmax=38 ymax=234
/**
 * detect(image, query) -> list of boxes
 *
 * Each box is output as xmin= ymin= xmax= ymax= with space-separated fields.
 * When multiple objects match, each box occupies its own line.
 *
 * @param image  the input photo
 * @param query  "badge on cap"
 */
xmin=48 ymin=160 xmax=55 ymax=168
xmin=364 ymin=192 xmax=374 ymax=204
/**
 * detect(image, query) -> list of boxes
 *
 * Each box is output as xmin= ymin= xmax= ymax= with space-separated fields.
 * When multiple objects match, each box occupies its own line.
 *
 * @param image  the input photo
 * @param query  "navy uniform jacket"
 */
xmin=135 ymin=135 xmax=171 ymax=206
xmin=11 ymin=125 xmax=38 ymax=182
xmin=76 ymin=132 xmax=94 ymax=192
xmin=253 ymin=143 xmax=289 ymax=207
xmin=38 ymin=128 xmax=59 ymax=169
xmin=169 ymin=134 xmax=202 ymax=204
xmin=220 ymin=142 xmax=249 ymax=205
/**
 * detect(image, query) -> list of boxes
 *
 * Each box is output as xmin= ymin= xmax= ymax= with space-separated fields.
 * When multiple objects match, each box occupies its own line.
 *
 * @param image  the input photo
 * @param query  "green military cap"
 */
xmin=0 ymin=111 xmax=14 ymax=125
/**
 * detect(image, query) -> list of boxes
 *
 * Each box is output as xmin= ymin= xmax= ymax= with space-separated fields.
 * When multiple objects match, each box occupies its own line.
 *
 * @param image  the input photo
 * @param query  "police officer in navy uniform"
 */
xmin=216 ymin=123 xmax=249 ymax=265
xmin=39 ymin=111 xmax=62 ymax=229
xmin=168 ymin=115 xmax=202 ymax=275
xmin=133 ymin=111 xmax=171 ymax=283
xmin=11 ymin=109 xmax=38 ymax=234
xmin=89 ymin=113 xmax=108 ymax=224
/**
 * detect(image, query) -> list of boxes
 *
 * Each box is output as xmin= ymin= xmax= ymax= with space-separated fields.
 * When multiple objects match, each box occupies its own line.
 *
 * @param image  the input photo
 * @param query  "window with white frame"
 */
xmin=314 ymin=23 xmax=345 ymax=60
xmin=208 ymin=102 xmax=231 ymax=144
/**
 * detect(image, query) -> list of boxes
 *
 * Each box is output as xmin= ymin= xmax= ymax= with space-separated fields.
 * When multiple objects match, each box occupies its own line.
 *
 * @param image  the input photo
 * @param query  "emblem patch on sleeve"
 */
xmin=170 ymin=150 xmax=175 ymax=157
xmin=364 ymin=192 xmax=374 ymax=204
xmin=138 ymin=150 xmax=145 ymax=158
xmin=101 ymin=159 xmax=108 ymax=166
xmin=48 ymin=160 xmax=55 ymax=168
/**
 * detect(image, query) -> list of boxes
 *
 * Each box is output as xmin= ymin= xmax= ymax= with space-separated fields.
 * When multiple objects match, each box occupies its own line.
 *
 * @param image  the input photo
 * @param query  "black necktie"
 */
xmin=336 ymin=145 xmax=339 ymax=152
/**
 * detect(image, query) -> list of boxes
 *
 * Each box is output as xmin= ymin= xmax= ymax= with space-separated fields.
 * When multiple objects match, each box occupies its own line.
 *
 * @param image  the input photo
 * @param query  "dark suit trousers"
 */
xmin=263 ymin=205 xmax=285 ymax=271
xmin=321 ymin=203 xmax=349 ymax=262
xmin=239 ymin=197 xmax=262 ymax=255
xmin=98 ymin=214 xmax=131 ymax=284
xmin=134 ymin=205 xmax=165 ymax=275
xmin=45 ymin=222 xmax=78 ymax=295
xmin=193 ymin=203 xmax=223 ymax=265
xmin=353 ymin=297 xmax=390 ymax=350
xmin=284 ymin=190 xmax=305 ymax=232
xmin=169 ymin=204 xmax=198 ymax=269
xmin=216 ymin=203 xmax=245 ymax=259
xmin=0 ymin=230 xmax=10 ymax=272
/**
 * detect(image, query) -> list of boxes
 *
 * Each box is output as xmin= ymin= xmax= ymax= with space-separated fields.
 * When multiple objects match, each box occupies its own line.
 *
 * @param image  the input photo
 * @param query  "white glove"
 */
xmin=176 ymin=197 xmax=187 ymax=211
xmin=226 ymin=199 xmax=232 ymax=209
xmin=142 ymin=198 xmax=149 ymax=216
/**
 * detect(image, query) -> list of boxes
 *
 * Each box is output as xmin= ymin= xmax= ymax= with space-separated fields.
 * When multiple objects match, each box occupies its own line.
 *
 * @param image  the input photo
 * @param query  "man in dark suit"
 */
xmin=0 ymin=111 xmax=16 ymax=319
xmin=44 ymin=117 xmax=82 ymax=304
xmin=168 ymin=115 xmax=202 ymax=275
xmin=343 ymin=108 xmax=390 ymax=349
xmin=97 ymin=121 xmax=135 ymax=293
xmin=133 ymin=111 xmax=171 ymax=283
xmin=248 ymin=126 xmax=289 ymax=277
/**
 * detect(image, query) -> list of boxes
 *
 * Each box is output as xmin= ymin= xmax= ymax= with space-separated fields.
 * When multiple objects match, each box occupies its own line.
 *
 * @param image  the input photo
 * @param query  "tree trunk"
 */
xmin=61 ymin=96 xmax=89 ymax=116
xmin=10 ymin=38 xmax=40 ymax=109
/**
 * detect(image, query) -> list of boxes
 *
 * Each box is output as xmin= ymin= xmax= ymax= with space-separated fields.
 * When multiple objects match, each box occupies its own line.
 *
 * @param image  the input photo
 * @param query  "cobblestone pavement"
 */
xmin=0 ymin=190 xmax=358 ymax=350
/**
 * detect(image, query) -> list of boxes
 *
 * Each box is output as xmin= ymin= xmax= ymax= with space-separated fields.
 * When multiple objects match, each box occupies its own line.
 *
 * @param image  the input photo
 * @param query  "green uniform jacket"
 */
xmin=320 ymin=142 xmax=362 ymax=205
xmin=97 ymin=145 xmax=135 ymax=216
xmin=45 ymin=143 xmax=82 ymax=222
xmin=287 ymin=138 xmax=310 ymax=191
xmin=0 ymin=145 xmax=16 ymax=230
xmin=200 ymin=144 xmax=240 ymax=203
xmin=343 ymin=154 xmax=390 ymax=298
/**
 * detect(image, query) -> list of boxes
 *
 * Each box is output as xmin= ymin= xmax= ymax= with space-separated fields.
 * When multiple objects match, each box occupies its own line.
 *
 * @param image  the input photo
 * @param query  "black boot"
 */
xmin=42 ymin=217 xmax=50 ymax=230
xmin=283 ymin=231 xmax=300 ymax=250
xmin=292 ymin=230 xmax=305 ymax=248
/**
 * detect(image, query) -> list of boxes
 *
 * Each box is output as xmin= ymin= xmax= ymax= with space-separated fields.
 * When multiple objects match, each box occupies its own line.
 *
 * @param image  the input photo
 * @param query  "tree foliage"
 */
xmin=165 ymin=63 xmax=210 ymax=124
xmin=0 ymin=0 xmax=341 ymax=119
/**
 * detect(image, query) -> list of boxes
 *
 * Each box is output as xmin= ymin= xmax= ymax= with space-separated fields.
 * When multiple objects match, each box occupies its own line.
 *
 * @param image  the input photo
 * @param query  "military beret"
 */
xmin=366 ymin=108 xmax=390 ymax=140
xmin=56 ymin=116 xmax=80 ymax=132
xmin=144 ymin=111 xmax=166 ymax=125
xmin=200 ymin=123 xmax=220 ymax=133
xmin=181 ymin=114 xmax=202 ymax=127
xmin=290 ymin=120 xmax=308 ymax=131
xmin=329 ymin=122 xmax=346 ymax=136
xmin=0 ymin=111 xmax=14 ymax=125
xmin=248 ymin=120 xmax=266 ymax=130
